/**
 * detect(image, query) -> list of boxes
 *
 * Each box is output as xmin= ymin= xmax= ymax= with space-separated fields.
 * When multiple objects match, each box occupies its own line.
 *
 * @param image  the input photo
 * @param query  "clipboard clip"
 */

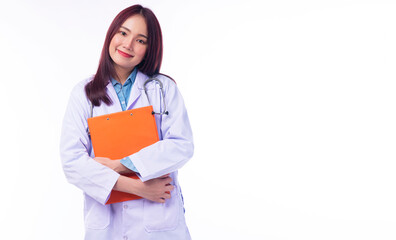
xmin=144 ymin=77 xmax=169 ymax=115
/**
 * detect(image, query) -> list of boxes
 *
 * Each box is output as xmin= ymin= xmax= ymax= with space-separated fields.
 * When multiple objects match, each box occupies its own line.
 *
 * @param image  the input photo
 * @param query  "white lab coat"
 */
xmin=60 ymin=71 xmax=193 ymax=240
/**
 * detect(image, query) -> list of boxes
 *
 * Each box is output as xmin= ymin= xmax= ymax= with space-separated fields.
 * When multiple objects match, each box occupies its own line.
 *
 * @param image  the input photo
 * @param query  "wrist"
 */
xmin=115 ymin=160 xmax=132 ymax=174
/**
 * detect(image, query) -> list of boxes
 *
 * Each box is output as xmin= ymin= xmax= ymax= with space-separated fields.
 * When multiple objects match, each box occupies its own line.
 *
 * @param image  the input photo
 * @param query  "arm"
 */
xmin=129 ymin=77 xmax=194 ymax=182
xmin=93 ymin=156 xmax=173 ymax=203
xmin=113 ymin=174 xmax=174 ymax=203
xmin=93 ymin=157 xmax=134 ymax=175
xmin=60 ymin=83 xmax=119 ymax=205
xmin=60 ymin=82 xmax=173 ymax=204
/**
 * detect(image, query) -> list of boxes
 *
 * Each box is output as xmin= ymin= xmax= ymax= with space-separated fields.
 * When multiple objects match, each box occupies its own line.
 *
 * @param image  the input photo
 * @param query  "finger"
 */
xmin=158 ymin=177 xmax=170 ymax=184
xmin=159 ymin=173 xmax=170 ymax=179
xmin=162 ymin=177 xmax=173 ymax=184
xmin=163 ymin=193 xmax=171 ymax=199
xmin=165 ymin=185 xmax=175 ymax=192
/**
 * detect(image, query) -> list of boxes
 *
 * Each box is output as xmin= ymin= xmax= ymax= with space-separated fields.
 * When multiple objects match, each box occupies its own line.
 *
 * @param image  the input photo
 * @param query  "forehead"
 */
xmin=121 ymin=14 xmax=148 ymax=35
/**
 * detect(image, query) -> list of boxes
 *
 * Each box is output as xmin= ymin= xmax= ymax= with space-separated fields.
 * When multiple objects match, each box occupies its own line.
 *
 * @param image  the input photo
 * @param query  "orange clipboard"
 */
xmin=87 ymin=105 xmax=159 ymax=204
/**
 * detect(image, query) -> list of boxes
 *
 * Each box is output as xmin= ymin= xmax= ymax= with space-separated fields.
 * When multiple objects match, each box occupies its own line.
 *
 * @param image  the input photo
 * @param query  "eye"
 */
xmin=119 ymin=31 xmax=127 ymax=36
xmin=137 ymin=39 xmax=146 ymax=44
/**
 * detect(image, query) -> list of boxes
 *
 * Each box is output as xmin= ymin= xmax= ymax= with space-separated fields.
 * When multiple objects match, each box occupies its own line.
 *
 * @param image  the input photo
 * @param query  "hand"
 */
xmin=93 ymin=157 xmax=131 ymax=174
xmin=133 ymin=175 xmax=174 ymax=203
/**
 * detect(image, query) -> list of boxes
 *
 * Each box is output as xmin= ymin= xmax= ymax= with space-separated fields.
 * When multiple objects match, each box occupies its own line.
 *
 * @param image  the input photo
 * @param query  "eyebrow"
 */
xmin=120 ymin=26 xmax=148 ymax=39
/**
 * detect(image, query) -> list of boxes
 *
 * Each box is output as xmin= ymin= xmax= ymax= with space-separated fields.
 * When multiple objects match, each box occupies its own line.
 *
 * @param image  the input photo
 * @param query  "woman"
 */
xmin=60 ymin=5 xmax=193 ymax=240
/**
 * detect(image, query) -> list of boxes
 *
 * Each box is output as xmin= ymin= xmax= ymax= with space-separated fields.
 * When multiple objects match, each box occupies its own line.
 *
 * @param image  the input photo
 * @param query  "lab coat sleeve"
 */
xmin=120 ymin=156 xmax=139 ymax=172
xmin=130 ymin=78 xmax=194 ymax=182
xmin=60 ymin=81 xmax=120 ymax=205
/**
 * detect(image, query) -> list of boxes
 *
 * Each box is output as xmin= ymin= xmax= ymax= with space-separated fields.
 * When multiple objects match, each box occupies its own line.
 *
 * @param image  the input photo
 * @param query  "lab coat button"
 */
xmin=123 ymin=205 xmax=128 ymax=209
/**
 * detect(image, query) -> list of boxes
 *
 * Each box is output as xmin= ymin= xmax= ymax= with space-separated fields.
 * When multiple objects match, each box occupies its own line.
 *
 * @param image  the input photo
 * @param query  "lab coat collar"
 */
xmin=135 ymin=70 xmax=148 ymax=89
xmin=105 ymin=81 xmax=123 ymax=112
xmin=105 ymin=71 xmax=151 ymax=110
xmin=128 ymin=71 xmax=152 ymax=109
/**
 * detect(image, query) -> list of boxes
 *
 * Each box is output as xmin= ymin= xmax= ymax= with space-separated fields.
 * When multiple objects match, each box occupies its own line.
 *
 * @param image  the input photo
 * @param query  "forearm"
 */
xmin=130 ymin=80 xmax=194 ymax=182
xmin=130 ymin=139 xmax=193 ymax=182
xmin=62 ymin=155 xmax=120 ymax=204
xmin=93 ymin=157 xmax=135 ymax=175
xmin=113 ymin=175 xmax=140 ymax=195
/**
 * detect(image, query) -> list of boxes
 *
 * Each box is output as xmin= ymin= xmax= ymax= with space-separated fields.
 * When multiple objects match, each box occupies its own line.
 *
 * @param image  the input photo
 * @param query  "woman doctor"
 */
xmin=60 ymin=5 xmax=193 ymax=240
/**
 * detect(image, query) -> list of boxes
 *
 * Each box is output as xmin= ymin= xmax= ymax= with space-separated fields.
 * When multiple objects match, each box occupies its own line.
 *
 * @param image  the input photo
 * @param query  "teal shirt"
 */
xmin=111 ymin=68 xmax=139 ymax=173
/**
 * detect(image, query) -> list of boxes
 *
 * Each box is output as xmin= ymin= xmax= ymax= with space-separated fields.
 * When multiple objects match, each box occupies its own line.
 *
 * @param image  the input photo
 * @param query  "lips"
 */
xmin=117 ymin=50 xmax=133 ymax=58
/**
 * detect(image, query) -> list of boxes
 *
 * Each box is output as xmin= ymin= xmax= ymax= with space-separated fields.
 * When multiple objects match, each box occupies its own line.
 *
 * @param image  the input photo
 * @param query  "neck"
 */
xmin=114 ymin=66 xmax=132 ymax=85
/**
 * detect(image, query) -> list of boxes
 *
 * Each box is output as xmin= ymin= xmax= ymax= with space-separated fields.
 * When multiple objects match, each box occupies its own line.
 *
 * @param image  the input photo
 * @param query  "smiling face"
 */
xmin=109 ymin=14 xmax=148 ymax=82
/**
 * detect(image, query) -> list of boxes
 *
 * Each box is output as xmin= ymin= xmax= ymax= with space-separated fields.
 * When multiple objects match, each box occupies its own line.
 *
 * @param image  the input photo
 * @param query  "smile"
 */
xmin=117 ymin=50 xmax=133 ymax=58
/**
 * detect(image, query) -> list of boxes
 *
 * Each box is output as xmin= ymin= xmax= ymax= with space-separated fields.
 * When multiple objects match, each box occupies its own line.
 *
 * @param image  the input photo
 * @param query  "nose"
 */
xmin=123 ymin=37 xmax=134 ymax=51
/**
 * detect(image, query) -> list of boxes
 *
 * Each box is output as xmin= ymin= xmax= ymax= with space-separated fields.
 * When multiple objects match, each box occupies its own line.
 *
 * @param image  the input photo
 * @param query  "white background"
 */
xmin=0 ymin=0 xmax=395 ymax=239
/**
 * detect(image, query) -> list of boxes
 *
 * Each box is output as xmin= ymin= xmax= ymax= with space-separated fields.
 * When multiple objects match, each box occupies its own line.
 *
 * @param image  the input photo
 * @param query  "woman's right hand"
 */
xmin=134 ymin=174 xmax=174 ymax=203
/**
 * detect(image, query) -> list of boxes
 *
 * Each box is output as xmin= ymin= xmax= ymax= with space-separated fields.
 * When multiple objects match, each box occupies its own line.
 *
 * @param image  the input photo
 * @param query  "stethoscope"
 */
xmin=143 ymin=77 xmax=169 ymax=115
xmin=87 ymin=77 xmax=169 ymax=138
xmin=88 ymin=77 xmax=169 ymax=117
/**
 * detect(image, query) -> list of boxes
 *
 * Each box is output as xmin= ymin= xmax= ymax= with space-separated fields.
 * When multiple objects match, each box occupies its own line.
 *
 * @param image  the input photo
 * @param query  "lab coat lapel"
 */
xmin=127 ymin=71 xmax=147 ymax=110
xmin=106 ymin=82 xmax=123 ymax=112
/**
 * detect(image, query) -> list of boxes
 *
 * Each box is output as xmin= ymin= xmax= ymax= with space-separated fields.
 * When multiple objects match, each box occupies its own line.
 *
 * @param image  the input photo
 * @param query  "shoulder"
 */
xmin=155 ymin=73 xmax=176 ymax=88
xmin=70 ymin=76 xmax=93 ymax=95
xmin=68 ymin=76 xmax=94 ymax=104
xmin=135 ymin=71 xmax=176 ymax=90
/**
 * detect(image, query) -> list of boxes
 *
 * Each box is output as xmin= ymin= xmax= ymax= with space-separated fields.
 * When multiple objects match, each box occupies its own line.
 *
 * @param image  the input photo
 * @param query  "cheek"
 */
xmin=109 ymin=36 xmax=121 ymax=49
xmin=136 ymin=46 xmax=148 ymax=58
xmin=109 ymin=41 xmax=116 ymax=52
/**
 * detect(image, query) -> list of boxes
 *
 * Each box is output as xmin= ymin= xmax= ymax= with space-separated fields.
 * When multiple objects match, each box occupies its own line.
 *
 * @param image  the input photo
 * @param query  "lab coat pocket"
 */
xmin=143 ymin=187 xmax=181 ymax=232
xmin=84 ymin=198 xmax=111 ymax=230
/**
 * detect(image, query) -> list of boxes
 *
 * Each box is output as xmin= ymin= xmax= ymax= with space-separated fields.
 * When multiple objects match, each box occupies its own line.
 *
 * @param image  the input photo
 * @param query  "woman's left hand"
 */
xmin=93 ymin=157 xmax=131 ymax=174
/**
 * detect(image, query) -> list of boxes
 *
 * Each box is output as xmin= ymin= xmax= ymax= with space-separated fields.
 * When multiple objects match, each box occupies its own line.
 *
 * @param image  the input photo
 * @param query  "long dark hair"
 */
xmin=85 ymin=5 xmax=163 ymax=106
